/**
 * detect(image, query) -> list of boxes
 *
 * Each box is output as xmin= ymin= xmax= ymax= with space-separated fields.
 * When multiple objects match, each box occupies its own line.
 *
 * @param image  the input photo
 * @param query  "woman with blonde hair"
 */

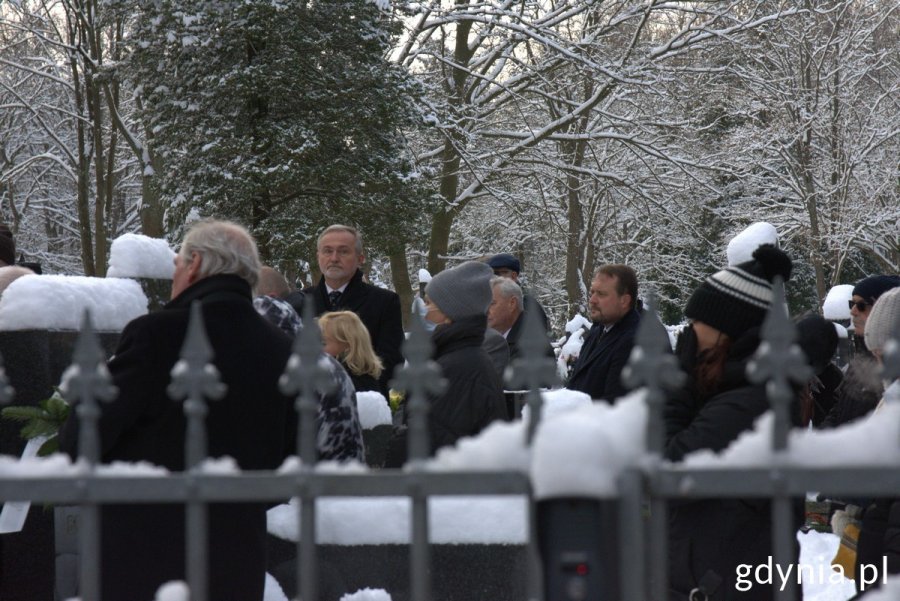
xmin=319 ymin=311 xmax=385 ymax=396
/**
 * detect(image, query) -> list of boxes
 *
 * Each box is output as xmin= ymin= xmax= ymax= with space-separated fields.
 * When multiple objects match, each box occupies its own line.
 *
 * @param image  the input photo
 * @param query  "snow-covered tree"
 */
xmin=128 ymin=0 xmax=427 ymax=276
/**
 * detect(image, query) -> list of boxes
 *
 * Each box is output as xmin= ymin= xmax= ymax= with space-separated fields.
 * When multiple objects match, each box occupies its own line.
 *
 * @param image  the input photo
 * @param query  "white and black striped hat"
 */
xmin=685 ymin=244 xmax=793 ymax=339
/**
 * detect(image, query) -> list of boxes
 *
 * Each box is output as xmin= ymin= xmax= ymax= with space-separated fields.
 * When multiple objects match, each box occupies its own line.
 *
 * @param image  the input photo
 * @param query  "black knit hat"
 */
xmin=796 ymin=314 xmax=838 ymax=374
xmin=685 ymin=244 xmax=793 ymax=340
xmin=0 ymin=223 xmax=15 ymax=266
xmin=852 ymin=275 xmax=900 ymax=304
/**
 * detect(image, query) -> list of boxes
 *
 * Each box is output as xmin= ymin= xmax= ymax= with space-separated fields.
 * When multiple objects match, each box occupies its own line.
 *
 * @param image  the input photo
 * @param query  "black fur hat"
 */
xmin=685 ymin=244 xmax=792 ymax=340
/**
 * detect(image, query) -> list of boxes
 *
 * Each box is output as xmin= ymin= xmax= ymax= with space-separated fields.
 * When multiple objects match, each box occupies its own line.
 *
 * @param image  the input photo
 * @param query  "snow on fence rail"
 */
xmin=0 ymin=283 xmax=898 ymax=601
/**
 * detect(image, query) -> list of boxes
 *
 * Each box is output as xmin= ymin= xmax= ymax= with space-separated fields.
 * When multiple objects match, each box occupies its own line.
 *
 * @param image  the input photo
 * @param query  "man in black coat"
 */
xmin=488 ymin=275 xmax=553 ymax=361
xmin=306 ymin=224 xmax=404 ymax=391
xmin=59 ymin=220 xmax=362 ymax=601
xmin=566 ymin=264 xmax=641 ymax=403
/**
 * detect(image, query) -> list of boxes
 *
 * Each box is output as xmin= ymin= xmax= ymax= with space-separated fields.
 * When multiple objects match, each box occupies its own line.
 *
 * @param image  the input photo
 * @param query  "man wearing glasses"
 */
xmin=306 ymin=224 xmax=404 ymax=393
xmin=823 ymin=274 xmax=900 ymax=428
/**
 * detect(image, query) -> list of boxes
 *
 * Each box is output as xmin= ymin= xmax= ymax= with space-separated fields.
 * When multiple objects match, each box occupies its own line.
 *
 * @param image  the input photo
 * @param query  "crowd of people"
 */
xmin=1 ymin=216 xmax=896 ymax=600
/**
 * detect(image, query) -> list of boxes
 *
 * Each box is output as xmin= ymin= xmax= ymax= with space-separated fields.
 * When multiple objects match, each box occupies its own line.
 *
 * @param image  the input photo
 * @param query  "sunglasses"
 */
xmin=848 ymin=300 xmax=871 ymax=311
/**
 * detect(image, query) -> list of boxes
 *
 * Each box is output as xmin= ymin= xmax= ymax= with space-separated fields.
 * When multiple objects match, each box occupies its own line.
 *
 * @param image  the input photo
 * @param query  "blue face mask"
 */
xmin=412 ymin=297 xmax=436 ymax=331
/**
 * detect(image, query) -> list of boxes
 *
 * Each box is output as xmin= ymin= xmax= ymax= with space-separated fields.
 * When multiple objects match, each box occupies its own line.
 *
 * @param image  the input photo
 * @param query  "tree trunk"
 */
xmin=389 ymin=245 xmax=413 ymax=330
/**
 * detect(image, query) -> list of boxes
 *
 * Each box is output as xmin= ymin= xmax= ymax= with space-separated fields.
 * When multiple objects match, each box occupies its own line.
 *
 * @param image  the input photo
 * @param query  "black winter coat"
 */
xmin=505 ymin=311 xmax=554 ymax=361
xmin=428 ymin=315 xmax=508 ymax=451
xmin=385 ymin=315 xmax=507 ymax=465
xmin=664 ymin=326 xmax=802 ymax=601
xmin=306 ymin=269 xmax=404 ymax=392
xmin=59 ymin=274 xmax=296 ymax=601
xmin=566 ymin=309 xmax=640 ymax=402
xmin=822 ymin=341 xmax=882 ymax=428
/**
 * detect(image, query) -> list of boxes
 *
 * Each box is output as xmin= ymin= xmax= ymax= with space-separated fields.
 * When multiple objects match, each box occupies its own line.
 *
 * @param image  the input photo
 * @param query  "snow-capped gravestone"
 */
xmin=726 ymin=222 xmax=778 ymax=266
xmin=0 ymin=274 xmax=147 ymax=601
xmin=266 ymin=389 xmax=608 ymax=601
xmin=823 ymin=284 xmax=854 ymax=322
xmin=106 ymin=233 xmax=175 ymax=312
xmin=356 ymin=391 xmax=393 ymax=467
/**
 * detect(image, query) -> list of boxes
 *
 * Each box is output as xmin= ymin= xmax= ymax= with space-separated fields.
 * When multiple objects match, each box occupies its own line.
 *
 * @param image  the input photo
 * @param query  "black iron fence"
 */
xmin=0 ymin=281 xmax=897 ymax=601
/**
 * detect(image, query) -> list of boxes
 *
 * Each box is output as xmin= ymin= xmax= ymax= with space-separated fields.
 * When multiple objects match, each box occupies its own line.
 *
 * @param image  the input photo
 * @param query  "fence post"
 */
xmin=64 ymin=310 xmax=117 ymax=601
xmin=168 ymin=301 xmax=227 ymax=601
xmin=508 ymin=297 xmax=559 ymax=601
xmin=622 ymin=293 xmax=686 ymax=601
xmin=280 ymin=296 xmax=337 ymax=601
xmin=391 ymin=314 xmax=446 ymax=601
xmin=747 ymin=278 xmax=811 ymax=601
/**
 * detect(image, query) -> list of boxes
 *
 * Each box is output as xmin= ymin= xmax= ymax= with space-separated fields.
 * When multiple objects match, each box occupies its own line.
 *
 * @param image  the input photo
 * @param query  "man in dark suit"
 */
xmin=306 ymin=224 xmax=404 ymax=390
xmin=59 ymin=220 xmax=362 ymax=601
xmin=488 ymin=276 xmax=553 ymax=360
xmin=566 ymin=264 xmax=641 ymax=403
xmin=487 ymin=252 xmax=550 ymax=331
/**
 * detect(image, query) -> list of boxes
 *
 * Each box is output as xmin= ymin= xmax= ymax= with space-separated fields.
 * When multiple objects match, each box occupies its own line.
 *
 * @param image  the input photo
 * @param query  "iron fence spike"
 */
xmin=746 ymin=278 xmax=811 ymax=452
xmin=621 ymin=292 xmax=685 ymax=456
xmin=392 ymin=313 xmax=446 ymax=462
xmin=506 ymin=297 xmax=558 ymax=444
xmin=66 ymin=309 xmax=117 ymax=464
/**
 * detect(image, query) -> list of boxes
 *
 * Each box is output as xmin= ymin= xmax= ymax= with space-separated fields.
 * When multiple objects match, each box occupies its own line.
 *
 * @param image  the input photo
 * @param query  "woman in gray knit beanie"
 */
xmin=423 ymin=261 xmax=493 ymax=323
xmin=385 ymin=261 xmax=507 ymax=466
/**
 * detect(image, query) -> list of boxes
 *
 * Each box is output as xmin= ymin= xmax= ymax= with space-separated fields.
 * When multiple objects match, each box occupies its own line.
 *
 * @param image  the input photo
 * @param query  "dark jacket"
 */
xmin=855 ymin=494 xmax=900 ymax=592
xmin=566 ymin=308 xmax=640 ymax=402
xmin=427 ymin=315 xmax=508 ymax=452
xmin=386 ymin=315 xmax=507 ymax=465
xmin=58 ymin=274 xmax=296 ymax=601
xmin=822 ymin=340 xmax=882 ymax=428
xmin=306 ymin=269 xmax=404 ymax=392
xmin=664 ymin=327 xmax=802 ymax=601
xmin=482 ymin=326 xmax=510 ymax=380
xmin=808 ymin=362 xmax=843 ymax=428
xmin=505 ymin=311 xmax=554 ymax=362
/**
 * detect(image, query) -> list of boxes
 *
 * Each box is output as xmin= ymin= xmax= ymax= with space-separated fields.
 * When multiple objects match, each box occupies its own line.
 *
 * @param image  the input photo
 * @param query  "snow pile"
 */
xmin=726 ymin=222 xmax=778 ymax=266
xmin=521 ymin=388 xmax=592 ymax=424
xmin=429 ymin=419 xmax=530 ymax=472
xmin=531 ymin=390 xmax=647 ymax=499
xmin=264 ymin=573 xmax=288 ymax=601
xmin=107 ymin=233 xmax=176 ymax=279
xmin=356 ymin=391 xmax=392 ymax=429
xmin=834 ymin=322 xmax=848 ymax=339
xmin=684 ymin=383 xmax=900 ymax=468
xmin=798 ymin=530 xmax=857 ymax=600
xmin=0 ymin=274 xmax=148 ymax=331
xmin=340 ymin=589 xmax=392 ymax=601
xmin=0 ymin=453 xmax=73 ymax=477
xmin=565 ymin=314 xmax=592 ymax=334
xmin=557 ymin=314 xmax=591 ymax=378
xmin=268 ymin=495 xmax=527 ymax=544
xmin=98 ymin=461 xmax=169 ymax=476
xmin=154 ymin=581 xmax=189 ymax=601
xmin=427 ymin=389 xmax=590 ymax=473
xmin=823 ymin=285 xmax=854 ymax=321
xmin=417 ymin=268 xmax=432 ymax=285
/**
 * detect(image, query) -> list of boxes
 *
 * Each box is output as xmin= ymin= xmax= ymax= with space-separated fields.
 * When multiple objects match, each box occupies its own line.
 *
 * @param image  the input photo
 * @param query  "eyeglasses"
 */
xmin=848 ymin=300 xmax=871 ymax=312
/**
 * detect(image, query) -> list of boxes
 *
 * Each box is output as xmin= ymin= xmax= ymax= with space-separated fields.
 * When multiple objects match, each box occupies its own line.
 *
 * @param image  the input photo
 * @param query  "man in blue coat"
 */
xmin=566 ymin=264 xmax=641 ymax=403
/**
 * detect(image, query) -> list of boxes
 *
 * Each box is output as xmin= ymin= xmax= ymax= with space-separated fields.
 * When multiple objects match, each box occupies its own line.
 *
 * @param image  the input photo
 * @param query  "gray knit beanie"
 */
xmin=865 ymin=286 xmax=900 ymax=353
xmin=425 ymin=261 xmax=493 ymax=321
